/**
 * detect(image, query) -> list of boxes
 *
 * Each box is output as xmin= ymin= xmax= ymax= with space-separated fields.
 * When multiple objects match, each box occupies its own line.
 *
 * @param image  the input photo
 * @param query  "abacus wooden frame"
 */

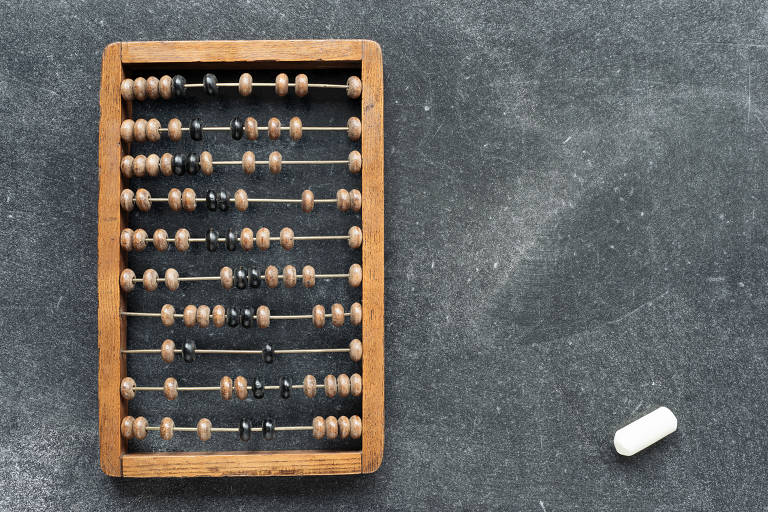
xmin=97 ymin=40 xmax=384 ymax=477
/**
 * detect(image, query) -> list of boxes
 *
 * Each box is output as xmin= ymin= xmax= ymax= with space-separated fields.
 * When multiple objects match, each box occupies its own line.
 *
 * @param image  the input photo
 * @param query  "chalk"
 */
xmin=614 ymin=406 xmax=677 ymax=456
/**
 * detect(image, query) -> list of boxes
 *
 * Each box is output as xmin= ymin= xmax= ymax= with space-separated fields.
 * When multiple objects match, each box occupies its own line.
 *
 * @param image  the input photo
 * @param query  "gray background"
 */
xmin=0 ymin=0 xmax=766 ymax=510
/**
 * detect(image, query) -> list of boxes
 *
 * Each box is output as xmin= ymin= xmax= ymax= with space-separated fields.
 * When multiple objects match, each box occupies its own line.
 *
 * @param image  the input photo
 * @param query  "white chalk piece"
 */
xmin=613 ymin=406 xmax=677 ymax=456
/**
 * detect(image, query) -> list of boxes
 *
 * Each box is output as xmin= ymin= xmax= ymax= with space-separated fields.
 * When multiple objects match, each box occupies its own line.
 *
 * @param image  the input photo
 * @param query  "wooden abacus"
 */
xmin=97 ymin=40 xmax=384 ymax=477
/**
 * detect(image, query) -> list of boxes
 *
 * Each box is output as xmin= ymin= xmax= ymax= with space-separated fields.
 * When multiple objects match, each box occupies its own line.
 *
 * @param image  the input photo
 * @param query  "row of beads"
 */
xmin=155 ymin=303 xmax=362 ymax=328
xmin=120 ymin=150 xmax=362 ymax=178
xmin=154 ymin=338 xmax=363 ymax=364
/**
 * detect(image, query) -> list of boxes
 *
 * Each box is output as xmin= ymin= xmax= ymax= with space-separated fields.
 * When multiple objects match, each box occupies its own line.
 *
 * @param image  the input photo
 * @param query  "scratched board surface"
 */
xmin=0 ymin=1 xmax=767 ymax=510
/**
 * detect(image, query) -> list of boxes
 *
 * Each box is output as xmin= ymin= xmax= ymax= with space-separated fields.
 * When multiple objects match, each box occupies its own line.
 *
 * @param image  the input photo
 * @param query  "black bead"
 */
xmin=227 ymin=306 xmax=239 ymax=327
xmin=186 ymin=152 xmax=200 ymax=174
xmin=172 ymin=153 xmax=187 ymax=176
xmin=279 ymin=376 xmax=292 ymax=399
xmin=239 ymin=418 xmax=252 ymax=441
xmin=206 ymin=190 xmax=217 ymax=211
xmin=217 ymin=190 xmax=229 ymax=211
xmin=225 ymin=229 xmax=237 ymax=251
xmin=206 ymin=228 xmax=218 ymax=251
xmin=252 ymin=378 xmax=265 ymax=399
xmin=262 ymin=343 xmax=274 ymax=364
xmin=203 ymin=73 xmax=218 ymax=95
xmin=189 ymin=118 xmax=203 ymax=141
xmin=262 ymin=418 xmax=275 ymax=440
xmin=241 ymin=306 xmax=254 ymax=328
xmin=230 ymin=116 xmax=244 ymax=140
xmin=235 ymin=266 xmax=248 ymax=289
xmin=248 ymin=267 xmax=261 ymax=288
xmin=172 ymin=74 xmax=186 ymax=97
xmin=182 ymin=340 xmax=196 ymax=363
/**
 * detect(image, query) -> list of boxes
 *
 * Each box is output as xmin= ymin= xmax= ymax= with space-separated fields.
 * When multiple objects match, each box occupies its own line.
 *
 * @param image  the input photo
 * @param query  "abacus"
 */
xmin=97 ymin=40 xmax=384 ymax=477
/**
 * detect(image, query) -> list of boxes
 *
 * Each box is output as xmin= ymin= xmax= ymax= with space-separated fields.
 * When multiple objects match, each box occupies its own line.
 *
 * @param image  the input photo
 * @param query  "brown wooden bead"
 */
xmin=275 ymin=73 xmax=289 ymax=96
xmin=159 ymin=75 xmax=173 ymax=99
xmin=200 ymin=151 xmax=213 ymax=175
xmin=301 ymin=189 xmax=314 ymax=213
xmin=350 ymin=415 xmax=362 ymax=439
xmin=283 ymin=265 xmax=297 ymax=288
xmin=324 ymin=374 xmax=337 ymax=397
xmin=348 ymin=263 xmax=363 ymax=287
xmin=133 ymin=416 xmax=148 ymax=440
xmin=183 ymin=305 xmax=197 ymax=327
xmin=280 ymin=227 xmax=294 ymax=250
xmin=244 ymin=116 xmax=258 ymax=140
xmin=174 ymin=228 xmax=190 ymax=252
xmin=268 ymin=151 xmax=282 ymax=174
xmin=121 ymin=416 xmax=135 ymax=439
xmin=346 ymin=75 xmax=362 ymax=99
xmin=332 ymin=303 xmax=345 ymax=327
xmin=182 ymin=188 xmax=196 ymax=212
xmin=120 ymin=377 xmax=136 ymax=400
xmin=120 ymin=189 xmax=134 ymax=212
xmin=240 ymin=227 xmax=254 ymax=250
xmin=135 ymin=188 xmax=151 ymax=212
xmin=133 ymin=118 xmax=148 ymax=142
xmin=220 ymin=266 xmax=234 ymax=289
xmin=159 ymin=417 xmax=174 ymax=440
xmin=212 ymin=305 xmax=226 ymax=328
xmin=220 ymin=376 xmax=233 ymax=400
xmin=133 ymin=77 xmax=147 ymax=101
xmin=336 ymin=188 xmax=351 ymax=212
xmin=120 ymin=119 xmax=134 ymax=142
xmin=146 ymin=118 xmax=161 ymax=142
xmin=256 ymin=227 xmax=270 ymax=250
xmin=242 ymin=151 xmax=256 ymax=175
xmin=234 ymin=376 xmax=248 ymax=400
xmin=302 ymin=265 xmax=315 ymax=287
xmin=153 ymin=229 xmax=169 ymax=252
xmin=268 ymin=117 xmax=281 ymax=140
xmin=164 ymin=268 xmax=179 ymax=291
xmin=265 ymin=265 xmax=279 ymax=288
xmin=146 ymin=153 xmax=160 ymax=176
xmin=164 ymin=377 xmax=178 ymax=400
xmin=197 ymin=304 xmax=211 ymax=328
xmin=132 ymin=154 xmax=147 ymax=178
xmin=350 ymin=302 xmax=363 ymax=326
xmin=143 ymin=268 xmax=159 ymax=291
xmin=313 ymin=305 xmax=326 ymax=328
xmin=120 ymin=268 xmax=135 ymax=292
xmin=132 ymin=228 xmax=148 ymax=251
xmin=234 ymin=189 xmax=248 ymax=211
xmin=120 ymin=79 xmax=134 ymax=101
xmin=350 ymin=189 xmax=362 ymax=212
xmin=160 ymin=304 xmax=175 ymax=326
xmin=197 ymin=418 xmax=212 ymax=442
xmin=161 ymin=339 xmax=175 ymax=363
xmin=337 ymin=373 xmax=351 ymax=397
xmin=303 ymin=374 xmax=317 ymax=398
xmin=348 ymin=226 xmax=363 ymax=249
xmin=350 ymin=373 xmax=363 ymax=397
xmin=294 ymin=73 xmax=309 ymax=97
xmin=312 ymin=416 xmax=325 ymax=439
xmin=168 ymin=188 xmax=182 ymax=211
xmin=325 ymin=416 xmax=339 ymax=440
xmin=348 ymin=150 xmax=362 ymax=173
xmin=167 ymin=118 xmax=182 ymax=141
xmin=289 ymin=116 xmax=302 ymax=140
xmin=120 ymin=228 xmax=133 ymax=251
xmin=349 ymin=339 xmax=363 ymax=362
xmin=120 ymin=155 xmax=134 ymax=178
xmin=146 ymin=76 xmax=160 ymax=100
xmin=256 ymin=305 xmax=270 ymax=328
xmin=238 ymin=72 xmax=253 ymax=96
xmin=347 ymin=116 xmax=362 ymax=141
xmin=160 ymin=153 xmax=173 ymax=176
xmin=338 ymin=416 xmax=351 ymax=439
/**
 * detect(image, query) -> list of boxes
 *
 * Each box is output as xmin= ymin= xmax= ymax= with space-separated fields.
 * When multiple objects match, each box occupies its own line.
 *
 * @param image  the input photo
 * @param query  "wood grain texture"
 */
xmin=360 ymin=40 xmax=385 ymax=473
xmin=121 ymin=450 xmax=362 ymax=477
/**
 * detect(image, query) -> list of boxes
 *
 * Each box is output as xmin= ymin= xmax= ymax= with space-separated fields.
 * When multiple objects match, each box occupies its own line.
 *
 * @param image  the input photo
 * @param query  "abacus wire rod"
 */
xmin=144 ymin=197 xmax=337 ymax=203
xmin=211 ymin=160 xmax=350 ymax=165
xmin=157 ymin=125 xmax=349 ymax=132
xmin=120 ymin=312 xmax=351 ymax=319
xmin=145 ymin=425 xmax=314 ymax=432
xmin=121 ymin=348 xmax=351 ymax=355
xmin=130 ymin=273 xmax=350 ymax=284
xmin=131 ymin=384 xmax=325 ymax=392
xmin=183 ymin=82 xmax=348 ymax=89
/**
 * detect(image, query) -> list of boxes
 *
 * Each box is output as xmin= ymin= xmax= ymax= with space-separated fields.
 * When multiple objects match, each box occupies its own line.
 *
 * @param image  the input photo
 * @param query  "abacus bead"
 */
xmin=254 ymin=305 xmax=269 ymax=328
xmin=218 ymin=190 xmax=230 ymax=211
xmin=256 ymin=227 xmax=270 ymax=250
xmin=132 ymin=154 xmax=147 ymax=178
xmin=336 ymin=189 xmax=351 ymax=212
xmin=181 ymin=188 xmax=196 ymax=212
xmin=168 ymin=188 xmax=182 ymax=211
xmin=338 ymin=416 xmax=351 ymax=439
xmin=189 ymin=118 xmax=203 ymax=141
xmin=234 ymin=189 xmax=248 ymax=211
xmin=262 ymin=344 xmax=274 ymax=363
xmin=337 ymin=373 xmax=351 ymax=397
xmin=347 ymin=116 xmax=362 ymax=141
xmin=134 ymin=416 xmax=148 ymax=440
xmin=268 ymin=117 xmax=281 ymax=140
xmin=235 ymin=266 xmax=248 ymax=289
xmin=349 ymin=339 xmax=363 ymax=362
xmin=143 ymin=268 xmax=159 ymax=291
xmin=230 ymin=116 xmax=243 ymax=140
xmin=172 ymin=153 xmax=186 ymax=175
xmin=350 ymin=415 xmax=362 ymax=439
xmin=227 ymin=307 xmax=239 ymax=327
xmin=133 ymin=118 xmax=148 ymax=142
xmin=244 ymin=116 xmax=258 ymax=140
xmin=295 ymin=73 xmax=309 ymax=97
xmin=160 ymin=304 xmax=175 ymax=326
xmin=164 ymin=267 xmax=178 ymax=290
xmin=120 ymin=119 xmax=134 ymax=142
xmin=120 ymin=79 xmax=134 ymax=101
xmin=146 ymin=118 xmax=161 ymax=142
xmin=302 ymin=265 xmax=315 ymax=287
xmin=325 ymin=416 xmax=339 ymax=440
xmin=234 ymin=376 xmax=248 ymax=400
xmin=146 ymin=76 xmax=160 ymax=100
xmin=203 ymin=73 xmax=218 ymax=95
xmin=212 ymin=305 xmax=226 ymax=327
xmin=121 ymin=416 xmax=134 ymax=439
xmin=239 ymin=418 xmax=252 ymax=441
xmin=120 ymin=228 xmax=133 ymax=251
xmin=120 ymin=189 xmax=134 ymax=212
xmin=347 ymin=75 xmax=362 ymax=99
xmin=146 ymin=153 xmax=160 ymax=176
xmin=313 ymin=305 xmax=326 ymax=328
xmin=220 ymin=266 xmax=234 ymax=289
xmin=283 ymin=265 xmax=297 ymax=288
xmin=275 ymin=73 xmax=289 ymax=96
xmin=350 ymin=189 xmax=362 ymax=212
xmin=159 ymin=75 xmax=173 ymax=99
xmin=280 ymin=227 xmax=294 ymax=250
xmin=279 ymin=376 xmax=292 ymax=399
xmin=120 ymin=155 xmax=134 ymax=178
xmin=172 ymin=74 xmax=186 ymax=97
xmin=240 ymin=227 xmax=254 ymax=250
xmin=197 ymin=418 xmax=212 ymax=442
xmin=200 ymin=151 xmax=213 ymax=175
xmin=167 ymin=118 xmax=182 ymax=141
xmin=120 ymin=377 xmax=136 ymax=399
xmin=186 ymin=152 xmax=200 ymax=174
xmin=161 ymin=339 xmax=175 ymax=363
xmin=252 ymin=377 xmax=265 ymax=397
xmin=120 ymin=268 xmax=135 ymax=292
xmin=332 ymin=303 xmax=345 ymax=327
xmin=160 ymin=417 xmax=174 ymax=440
xmin=348 ymin=150 xmax=362 ymax=173
xmin=303 ymin=374 xmax=316 ymax=398
xmin=135 ymin=188 xmax=151 ymax=212
xmin=242 ymin=151 xmax=256 ymax=175
xmin=241 ymin=306 xmax=254 ymax=328
xmin=197 ymin=305 xmax=210 ymax=328
xmin=268 ymin=151 xmax=282 ymax=174
xmin=348 ymin=226 xmax=363 ymax=248
xmin=265 ymin=265 xmax=279 ymax=288
xmin=225 ymin=229 xmax=237 ymax=251
xmin=262 ymin=418 xmax=275 ymax=440
xmin=220 ymin=376 xmax=233 ymax=400
xmin=183 ymin=305 xmax=197 ymax=327
xmin=348 ymin=264 xmax=363 ymax=287
xmin=160 ymin=153 xmax=173 ymax=176
xmin=324 ymin=374 xmax=337 ymax=397
xmin=350 ymin=302 xmax=363 ymax=326
xmin=350 ymin=373 xmax=363 ymax=396
xmin=301 ymin=190 xmax=314 ymax=213
xmin=238 ymin=72 xmax=253 ymax=96
xmin=206 ymin=228 xmax=218 ymax=251
xmin=289 ymin=116 xmax=302 ymax=140
xmin=133 ymin=228 xmax=148 ymax=251
xmin=133 ymin=77 xmax=147 ymax=101
xmin=164 ymin=377 xmax=178 ymax=400
xmin=312 ymin=416 xmax=325 ymax=439
xmin=206 ymin=190 xmax=216 ymax=211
